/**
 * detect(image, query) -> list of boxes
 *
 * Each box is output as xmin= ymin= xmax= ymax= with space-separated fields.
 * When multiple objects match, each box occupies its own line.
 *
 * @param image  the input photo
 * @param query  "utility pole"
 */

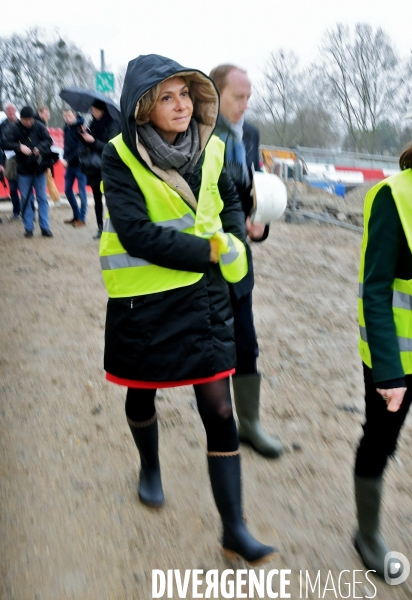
xmin=100 ymin=50 xmax=105 ymax=72
xmin=96 ymin=50 xmax=114 ymax=93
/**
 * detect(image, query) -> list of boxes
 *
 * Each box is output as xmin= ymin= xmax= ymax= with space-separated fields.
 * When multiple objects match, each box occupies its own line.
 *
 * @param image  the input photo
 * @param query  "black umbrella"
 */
xmin=59 ymin=87 xmax=120 ymax=120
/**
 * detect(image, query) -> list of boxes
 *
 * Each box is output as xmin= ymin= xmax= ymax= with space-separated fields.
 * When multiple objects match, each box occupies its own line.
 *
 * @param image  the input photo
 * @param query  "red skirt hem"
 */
xmin=105 ymin=369 xmax=236 ymax=389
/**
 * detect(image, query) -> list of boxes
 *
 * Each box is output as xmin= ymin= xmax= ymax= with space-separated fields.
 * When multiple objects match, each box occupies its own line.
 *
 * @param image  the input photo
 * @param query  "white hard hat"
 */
xmin=250 ymin=171 xmax=287 ymax=223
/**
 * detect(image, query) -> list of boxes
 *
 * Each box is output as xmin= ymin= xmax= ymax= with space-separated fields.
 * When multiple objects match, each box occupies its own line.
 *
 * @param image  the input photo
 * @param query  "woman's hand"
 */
xmin=209 ymin=238 xmax=220 ymax=263
xmin=246 ymin=216 xmax=265 ymax=240
xmin=376 ymin=387 xmax=407 ymax=412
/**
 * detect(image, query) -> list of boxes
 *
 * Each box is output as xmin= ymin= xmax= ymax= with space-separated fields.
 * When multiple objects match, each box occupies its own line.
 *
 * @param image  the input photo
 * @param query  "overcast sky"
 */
xmin=2 ymin=0 xmax=411 ymax=87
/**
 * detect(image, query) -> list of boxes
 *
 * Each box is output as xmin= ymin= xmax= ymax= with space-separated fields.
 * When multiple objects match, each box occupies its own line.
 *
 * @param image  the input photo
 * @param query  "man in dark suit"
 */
xmin=210 ymin=64 xmax=283 ymax=458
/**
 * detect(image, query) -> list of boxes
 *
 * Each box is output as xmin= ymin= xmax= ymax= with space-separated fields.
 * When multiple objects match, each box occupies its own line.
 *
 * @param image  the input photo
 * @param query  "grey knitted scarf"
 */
xmin=138 ymin=119 xmax=200 ymax=175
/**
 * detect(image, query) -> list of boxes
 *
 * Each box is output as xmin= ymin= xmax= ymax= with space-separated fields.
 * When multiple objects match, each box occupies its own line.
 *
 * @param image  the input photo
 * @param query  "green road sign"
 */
xmin=96 ymin=72 xmax=115 ymax=93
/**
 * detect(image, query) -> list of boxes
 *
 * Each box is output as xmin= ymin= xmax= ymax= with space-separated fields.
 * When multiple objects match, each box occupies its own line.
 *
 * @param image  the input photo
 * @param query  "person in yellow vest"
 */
xmin=355 ymin=144 xmax=412 ymax=579
xmin=100 ymin=54 xmax=276 ymax=565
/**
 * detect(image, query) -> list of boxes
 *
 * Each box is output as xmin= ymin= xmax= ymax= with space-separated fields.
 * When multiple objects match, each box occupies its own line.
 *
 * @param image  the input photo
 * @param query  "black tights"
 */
xmin=125 ymin=378 xmax=239 ymax=452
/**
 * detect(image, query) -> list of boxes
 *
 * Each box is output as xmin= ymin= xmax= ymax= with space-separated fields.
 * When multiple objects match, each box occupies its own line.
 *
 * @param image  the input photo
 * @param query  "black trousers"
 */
xmin=91 ymin=183 xmax=103 ymax=230
xmin=229 ymin=288 xmax=259 ymax=375
xmin=355 ymin=364 xmax=412 ymax=477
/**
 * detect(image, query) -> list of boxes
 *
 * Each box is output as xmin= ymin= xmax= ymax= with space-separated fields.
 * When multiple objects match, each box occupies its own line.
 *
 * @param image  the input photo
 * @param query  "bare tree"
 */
xmin=397 ymin=53 xmax=412 ymax=129
xmin=252 ymin=49 xmax=302 ymax=146
xmin=251 ymin=50 xmax=338 ymax=148
xmin=290 ymin=105 xmax=338 ymax=148
xmin=114 ymin=64 xmax=127 ymax=103
xmin=0 ymin=29 xmax=96 ymax=125
xmin=320 ymin=23 xmax=404 ymax=153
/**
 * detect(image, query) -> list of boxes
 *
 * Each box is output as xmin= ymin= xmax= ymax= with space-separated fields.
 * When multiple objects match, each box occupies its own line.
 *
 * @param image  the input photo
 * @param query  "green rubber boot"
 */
xmin=354 ymin=474 xmax=391 ymax=578
xmin=232 ymin=373 xmax=283 ymax=458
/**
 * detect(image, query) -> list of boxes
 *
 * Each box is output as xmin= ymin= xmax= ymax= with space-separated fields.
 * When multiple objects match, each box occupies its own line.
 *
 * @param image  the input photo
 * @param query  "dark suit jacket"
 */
xmin=230 ymin=120 xmax=269 ymax=299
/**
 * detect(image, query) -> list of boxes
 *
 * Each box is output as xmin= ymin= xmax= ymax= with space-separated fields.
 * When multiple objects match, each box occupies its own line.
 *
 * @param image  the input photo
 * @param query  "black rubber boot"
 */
xmin=207 ymin=452 xmax=277 ymax=565
xmin=232 ymin=373 xmax=283 ymax=458
xmin=354 ymin=474 xmax=390 ymax=578
xmin=128 ymin=413 xmax=164 ymax=508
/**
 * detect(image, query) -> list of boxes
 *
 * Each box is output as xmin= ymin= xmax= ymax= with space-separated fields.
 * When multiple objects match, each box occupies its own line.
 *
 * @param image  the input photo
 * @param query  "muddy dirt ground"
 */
xmin=1 ymin=194 xmax=412 ymax=600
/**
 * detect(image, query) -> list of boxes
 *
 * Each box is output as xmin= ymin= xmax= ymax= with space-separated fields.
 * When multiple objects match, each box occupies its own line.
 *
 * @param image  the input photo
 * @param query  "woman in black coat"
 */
xmin=100 ymin=53 xmax=276 ymax=564
xmin=79 ymin=99 xmax=120 ymax=238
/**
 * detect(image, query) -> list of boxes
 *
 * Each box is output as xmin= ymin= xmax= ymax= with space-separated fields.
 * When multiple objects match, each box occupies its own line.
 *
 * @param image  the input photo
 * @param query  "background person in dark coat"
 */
xmin=101 ymin=53 xmax=276 ymax=565
xmin=62 ymin=108 xmax=88 ymax=226
xmin=0 ymin=103 xmax=20 ymax=219
xmin=35 ymin=105 xmax=50 ymax=126
xmin=79 ymin=99 xmax=120 ymax=238
xmin=210 ymin=64 xmax=283 ymax=458
xmin=0 ymin=147 xmax=4 ymax=223
xmin=0 ymin=147 xmax=4 ymax=222
xmin=7 ymin=106 xmax=53 ymax=237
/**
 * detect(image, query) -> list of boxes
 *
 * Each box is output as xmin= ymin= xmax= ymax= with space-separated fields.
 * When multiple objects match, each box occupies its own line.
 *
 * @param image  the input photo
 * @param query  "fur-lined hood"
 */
xmin=120 ymin=54 xmax=219 ymax=159
xmin=120 ymin=54 xmax=219 ymax=207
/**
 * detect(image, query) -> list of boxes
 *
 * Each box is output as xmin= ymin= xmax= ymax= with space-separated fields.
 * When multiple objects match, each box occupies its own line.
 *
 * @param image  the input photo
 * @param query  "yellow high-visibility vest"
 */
xmin=100 ymin=134 xmax=247 ymax=298
xmin=358 ymin=168 xmax=412 ymax=373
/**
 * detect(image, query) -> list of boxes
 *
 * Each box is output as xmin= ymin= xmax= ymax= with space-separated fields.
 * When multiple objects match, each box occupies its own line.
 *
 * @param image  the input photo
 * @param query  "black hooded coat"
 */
xmin=81 ymin=112 xmax=120 ymax=186
xmin=101 ymin=54 xmax=246 ymax=383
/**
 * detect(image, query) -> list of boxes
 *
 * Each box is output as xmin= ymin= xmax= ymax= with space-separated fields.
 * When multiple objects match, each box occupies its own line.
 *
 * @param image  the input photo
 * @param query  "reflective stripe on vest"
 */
xmin=100 ymin=134 xmax=247 ymax=297
xmin=221 ymin=235 xmax=238 ymax=265
xmin=359 ymin=325 xmax=412 ymax=353
xmin=359 ymin=283 xmax=412 ymax=312
xmin=358 ymin=169 xmax=412 ymax=373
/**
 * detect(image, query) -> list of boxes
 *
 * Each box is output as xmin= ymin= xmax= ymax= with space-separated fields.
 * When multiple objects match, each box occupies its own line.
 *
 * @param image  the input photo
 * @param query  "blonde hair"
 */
xmin=135 ymin=75 xmax=193 ymax=125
